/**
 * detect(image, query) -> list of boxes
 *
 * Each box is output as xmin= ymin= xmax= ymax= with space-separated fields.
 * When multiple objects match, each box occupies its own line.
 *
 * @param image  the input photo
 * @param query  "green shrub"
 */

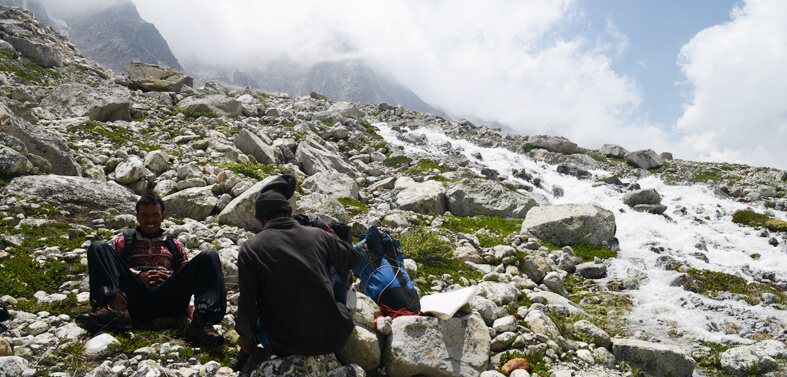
xmin=733 ymin=210 xmax=787 ymax=233
xmin=173 ymin=105 xmax=220 ymax=119
xmin=337 ymin=197 xmax=370 ymax=216
xmin=217 ymin=162 xmax=279 ymax=181
xmin=405 ymin=159 xmax=449 ymax=175
xmin=439 ymin=215 xmax=521 ymax=247
xmin=682 ymin=268 xmax=786 ymax=305
xmin=399 ymin=227 xmax=451 ymax=262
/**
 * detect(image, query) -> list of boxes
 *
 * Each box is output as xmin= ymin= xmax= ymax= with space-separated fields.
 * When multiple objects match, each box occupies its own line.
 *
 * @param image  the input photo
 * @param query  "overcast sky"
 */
xmin=43 ymin=0 xmax=787 ymax=170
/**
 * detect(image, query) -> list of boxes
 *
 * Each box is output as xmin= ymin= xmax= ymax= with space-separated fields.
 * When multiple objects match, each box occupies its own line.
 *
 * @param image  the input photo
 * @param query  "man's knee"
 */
xmin=87 ymin=241 xmax=113 ymax=258
xmin=198 ymin=250 xmax=219 ymax=262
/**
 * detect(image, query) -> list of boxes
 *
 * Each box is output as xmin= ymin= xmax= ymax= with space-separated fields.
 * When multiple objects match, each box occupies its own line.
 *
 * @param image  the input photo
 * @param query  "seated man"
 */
xmin=76 ymin=192 xmax=226 ymax=346
xmin=233 ymin=175 xmax=360 ymax=371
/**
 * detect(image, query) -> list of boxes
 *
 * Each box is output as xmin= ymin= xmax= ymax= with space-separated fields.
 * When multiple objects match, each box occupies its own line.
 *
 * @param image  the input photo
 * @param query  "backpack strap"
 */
xmin=165 ymin=232 xmax=184 ymax=272
xmin=122 ymin=227 xmax=136 ymax=266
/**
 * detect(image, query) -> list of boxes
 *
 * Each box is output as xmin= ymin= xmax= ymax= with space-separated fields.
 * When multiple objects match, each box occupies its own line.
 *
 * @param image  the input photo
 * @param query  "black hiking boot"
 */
xmin=229 ymin=350 xmax=250 ymax=372
xmin=239 ymin=348 xmax=271 ymax=377
xmin=186 ymin=313 xmax=224 ymax=346
xmin=75 ymin=293 xmax=132 ymax=332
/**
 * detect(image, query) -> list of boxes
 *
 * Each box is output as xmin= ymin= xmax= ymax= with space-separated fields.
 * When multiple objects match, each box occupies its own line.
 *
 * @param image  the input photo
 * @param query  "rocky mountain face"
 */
xmin=0 ymin=6 xmax=786 ymax=377
xmin=0 ymin=0 xmax=182 ymax=73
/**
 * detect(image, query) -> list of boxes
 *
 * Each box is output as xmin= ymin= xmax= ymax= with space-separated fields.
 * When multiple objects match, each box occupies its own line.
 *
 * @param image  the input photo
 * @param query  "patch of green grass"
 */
xmin=57 ymin=340 xmax=89 ymax=376
xmin=199 ymin=345 xmax=236 ymax=366
xmin=68 ymin=121 xmax=133 ymax=146
xmin=732 ymin=210 xmax=787 ymax=233
xmin=0 ymin=221 xmax=89 ymax=297
xmin=337 ymin=197 xmax=369 ymax=216
xmin=682 ymin=268 xmax=787 ymax=306
xmin=0 ymin=49 xmax=14 ymax=59
xmin=399 ymin=227 xmax=483 ymax=291
xmin=498 ymin=350 xmax=551 ymax=376
xmin=588 ymin=152 xmax=608 ymax=163
xmin=405 ymin=159 xmax=449 ymax=175
xmin=383 ymin=156 xmax=412 ymax=168
xmin=321 ymin=121 xmax=334 ymax=127
xmin=0 ymin=63 xmax=36 ymax=82
xmin=372 ymin=141 xmax=388 ymax=150
xmin=217 ymin=162 xmax=279 ymax=181
xmin=282 ymin=122 xmax=296 ymax=128
xmin=692 ymin=170 xmax=721 ymax=182
xmin=693 ymin=342 xmax=737 ymax=377
xmin=439 ymin=215 xmax=521 ymax=247
xmin=258 ymin=92 xmax=271 ymax=99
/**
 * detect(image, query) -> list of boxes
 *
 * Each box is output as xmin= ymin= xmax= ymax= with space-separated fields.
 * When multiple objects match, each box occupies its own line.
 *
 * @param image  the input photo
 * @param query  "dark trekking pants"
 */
xmin=86 ymin=241 xmax=227 ymax=324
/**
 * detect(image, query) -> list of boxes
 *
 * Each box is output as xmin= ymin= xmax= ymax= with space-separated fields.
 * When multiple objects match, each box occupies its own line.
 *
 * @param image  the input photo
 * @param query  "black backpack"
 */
xmin=122 ymin=227 xmax=184 ymax=272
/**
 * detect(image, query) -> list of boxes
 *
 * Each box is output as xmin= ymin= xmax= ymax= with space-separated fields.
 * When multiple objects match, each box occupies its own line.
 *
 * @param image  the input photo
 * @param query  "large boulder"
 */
xmin=1 ymin=116 xmax=81 ymax=176
xmin=524 ymin=310 xmax=561 ymax=340
xmin=327 ymin=101 xmax=365 ymax=118
xmin=1 ymin=29 xmax=62 ymax=67
xmin=162 ymin=186 xmax=218 ymax=221
xmin=572 ymin=320 xmax=611 ymax=348
xmin=446 ymin=178 xmax=537 ymax=218
xmin=612 ymin=338 xmax=696 ymax=377
xmin=383 ymin=315 xmax=490 ymax=377
xmin=254 ymin=355 xmax=339 ymax=377
xmin=113 ymin=156 xmax=146 ymax=184
xmin=720 ymin=340 xmax=787 ymax=376
xmin=296 ymin=138 xmax=356 ymax=176
xmin=599 ymin=144 xmax=629 ymax=159
xmin=625 ymin=149 xmax=663 ymax=170
xmin=521 ymin=204 xmax=616 ymax=248
xmin=302 ymin=171 xmax=359 ymax=200
xmin=41 ymin=83 xmax=131 ymax=122
xmin=177 ymin=95 xmax=243 ymax=118
xmin=296 ymin=193 xmax=349 ymax=223
xmin=477 ymin=281 xmax=519 ymax=306
xmin=5 ymin=175 xmax=138 ymax=213
xmin=234 ymin=129 xmax=277 ymax=165
xmin=528 ymin=135 xmax=578 ymax=154
xmin=396 ymin=180 xmax=446 ymax=215
xmin=623 ymin=188 xmax=662 ymax=206
xmin=126 ymin=62 xmax=193 ymax=93
xmin=0 ymin=356 xmax=28 ymax=376
xmin=217 ymin=176 xmax=297 ymax=233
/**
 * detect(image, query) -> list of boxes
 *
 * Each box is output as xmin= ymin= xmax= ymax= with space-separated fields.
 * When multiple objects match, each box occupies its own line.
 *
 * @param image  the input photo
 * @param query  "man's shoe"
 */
xmin=75 ymin=294 xmax=131 ymax=331
xmin=229 ymin=350 xmax=250 ymax=372
xmin=186 ymin=314 xmax=224 ymax=346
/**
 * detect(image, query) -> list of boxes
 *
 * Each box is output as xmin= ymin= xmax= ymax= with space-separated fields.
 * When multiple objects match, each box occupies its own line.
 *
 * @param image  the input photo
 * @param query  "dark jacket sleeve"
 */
xmin=235 ymin=245 xmax=260 ymax=349
xmin=326 ymin=235 xmax=360 ymax=273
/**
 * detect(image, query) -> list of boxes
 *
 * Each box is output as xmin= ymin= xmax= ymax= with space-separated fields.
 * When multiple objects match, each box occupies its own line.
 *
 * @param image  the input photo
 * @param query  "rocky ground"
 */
xmin=0 ymin=5 xmax=786 ymax=377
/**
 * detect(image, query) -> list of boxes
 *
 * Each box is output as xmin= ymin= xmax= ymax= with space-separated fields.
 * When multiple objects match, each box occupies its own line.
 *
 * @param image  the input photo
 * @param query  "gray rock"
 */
xmin=0 ymin=356 xmax=28 ymax=376
xmin=302 ymin=171 xmax=359 ymax=200
xmin=126 ymin=62 xmax=193 ymax=93
xmin=477 ymin=281 xmax=519 ymax=305
xmin=625 ymin=149 xmax=664 ymax=170
xmin=346 ymin=291 xmax=381 ymax=331
xmin=599 ymin=144 xmax=629 ymax=158
xmin=396 ymin=180 xmax=446 ymax=215
xmin=383 ymin=315 xmax=490 ymax=377
xmin=234 ymin=129 xmax=277 ymax=165
xmin=469 ymin=296 xmax=499 ymax=326
xmin=84 ymin=333 xmax=120 ymax=358
xmin=3 ymin=34 xmax=62 ymax=68
xmin=633 ymin=204 xmax=668 ymax=215
xmin=53 ymin=323 xmax=87 ymax=341
xmin=327 ymin=101 xmax=365 ymax=118
xmin=524 ymin=310 xmax=560 ymax=339
xmin=177 ymin=94 xmax=242 ymax=118
xmin=490 ymin=332 xmax=517 ymax=352
xmin=162 ymin=186 xmax=217 ymax=221
xmin=520 ymin=255 xmax=551 ymax=283
xmin=328 ymin=365 xmax=366 ymax=377
xmin=297 ymin=193 xmax=349 ymax=223
xmin=143 ymin=150 xmax=169 ymax=174
xmin=114 ymin=156 xmax=146 ymax=184
xmin=528 ymin=135 xmax=578 ymax=154
xmin=1 ymin=116 xmax=82 ymax=176
xmin=612 ymin=338 xmax=695 ymax=377
xmin=521 ymin=204 xmax=616 ymax=248
xmin=542 ymin=271 xmax=568 ymax=297
xmin=492 ymin=315 xmax=518 ymax=333
xmin=217 ymin=176 xmax=297 ymax=232
xmin=576 ymin=261 xmax=607 ymax=279
xmin=255 ymin=355 xmax=335 ymax=377
xmin=6 ymin=175 xmax=138 ymax=213
xmin=0 ymin=145 xmax=33 ymax=175
xmin=296 ymin=138 xmax=356 ymax=176
xmin=41 ymin=83 xmax=131 ymax=121
xmin=720 ymin=340 xmax=787 ymax=376
xmin=572 ymin=320 xmax=611 ymax=348
xmin=623 ymin=189 xmax=662 ymax=207
xmin=527 ymin=291 xmax=588 ymax=317
xmin=335 ymin=325 xmax=381 ymax=371
xmin=446 ymin=178 xmax=537 ymax=218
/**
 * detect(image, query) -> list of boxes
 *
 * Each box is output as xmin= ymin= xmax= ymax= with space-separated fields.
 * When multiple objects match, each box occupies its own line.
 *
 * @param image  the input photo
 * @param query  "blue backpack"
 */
xmin=353 ymin=226 xmax=420 ymax=314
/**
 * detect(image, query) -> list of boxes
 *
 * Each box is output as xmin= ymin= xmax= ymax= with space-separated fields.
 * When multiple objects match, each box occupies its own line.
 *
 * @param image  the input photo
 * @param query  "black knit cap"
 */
xmin=255 ymin=174 xmax=297 ymax=219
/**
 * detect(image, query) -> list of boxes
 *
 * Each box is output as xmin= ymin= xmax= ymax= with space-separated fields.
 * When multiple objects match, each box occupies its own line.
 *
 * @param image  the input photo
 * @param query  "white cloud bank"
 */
xmin=675 ymin=0 xmax=787 ymax=169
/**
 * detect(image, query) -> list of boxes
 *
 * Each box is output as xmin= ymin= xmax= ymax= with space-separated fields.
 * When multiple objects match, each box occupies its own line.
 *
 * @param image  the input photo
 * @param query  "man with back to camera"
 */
xmin=75 ymin=192 xmax=226 ymax=346
xmin=232 ymin=174 xmax=360 ymax=372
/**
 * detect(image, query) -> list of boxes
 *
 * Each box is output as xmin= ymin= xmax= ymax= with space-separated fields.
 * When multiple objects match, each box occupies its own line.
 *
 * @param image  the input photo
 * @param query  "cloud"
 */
xmin=676 ymin=0 xmax=787 ymax=169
